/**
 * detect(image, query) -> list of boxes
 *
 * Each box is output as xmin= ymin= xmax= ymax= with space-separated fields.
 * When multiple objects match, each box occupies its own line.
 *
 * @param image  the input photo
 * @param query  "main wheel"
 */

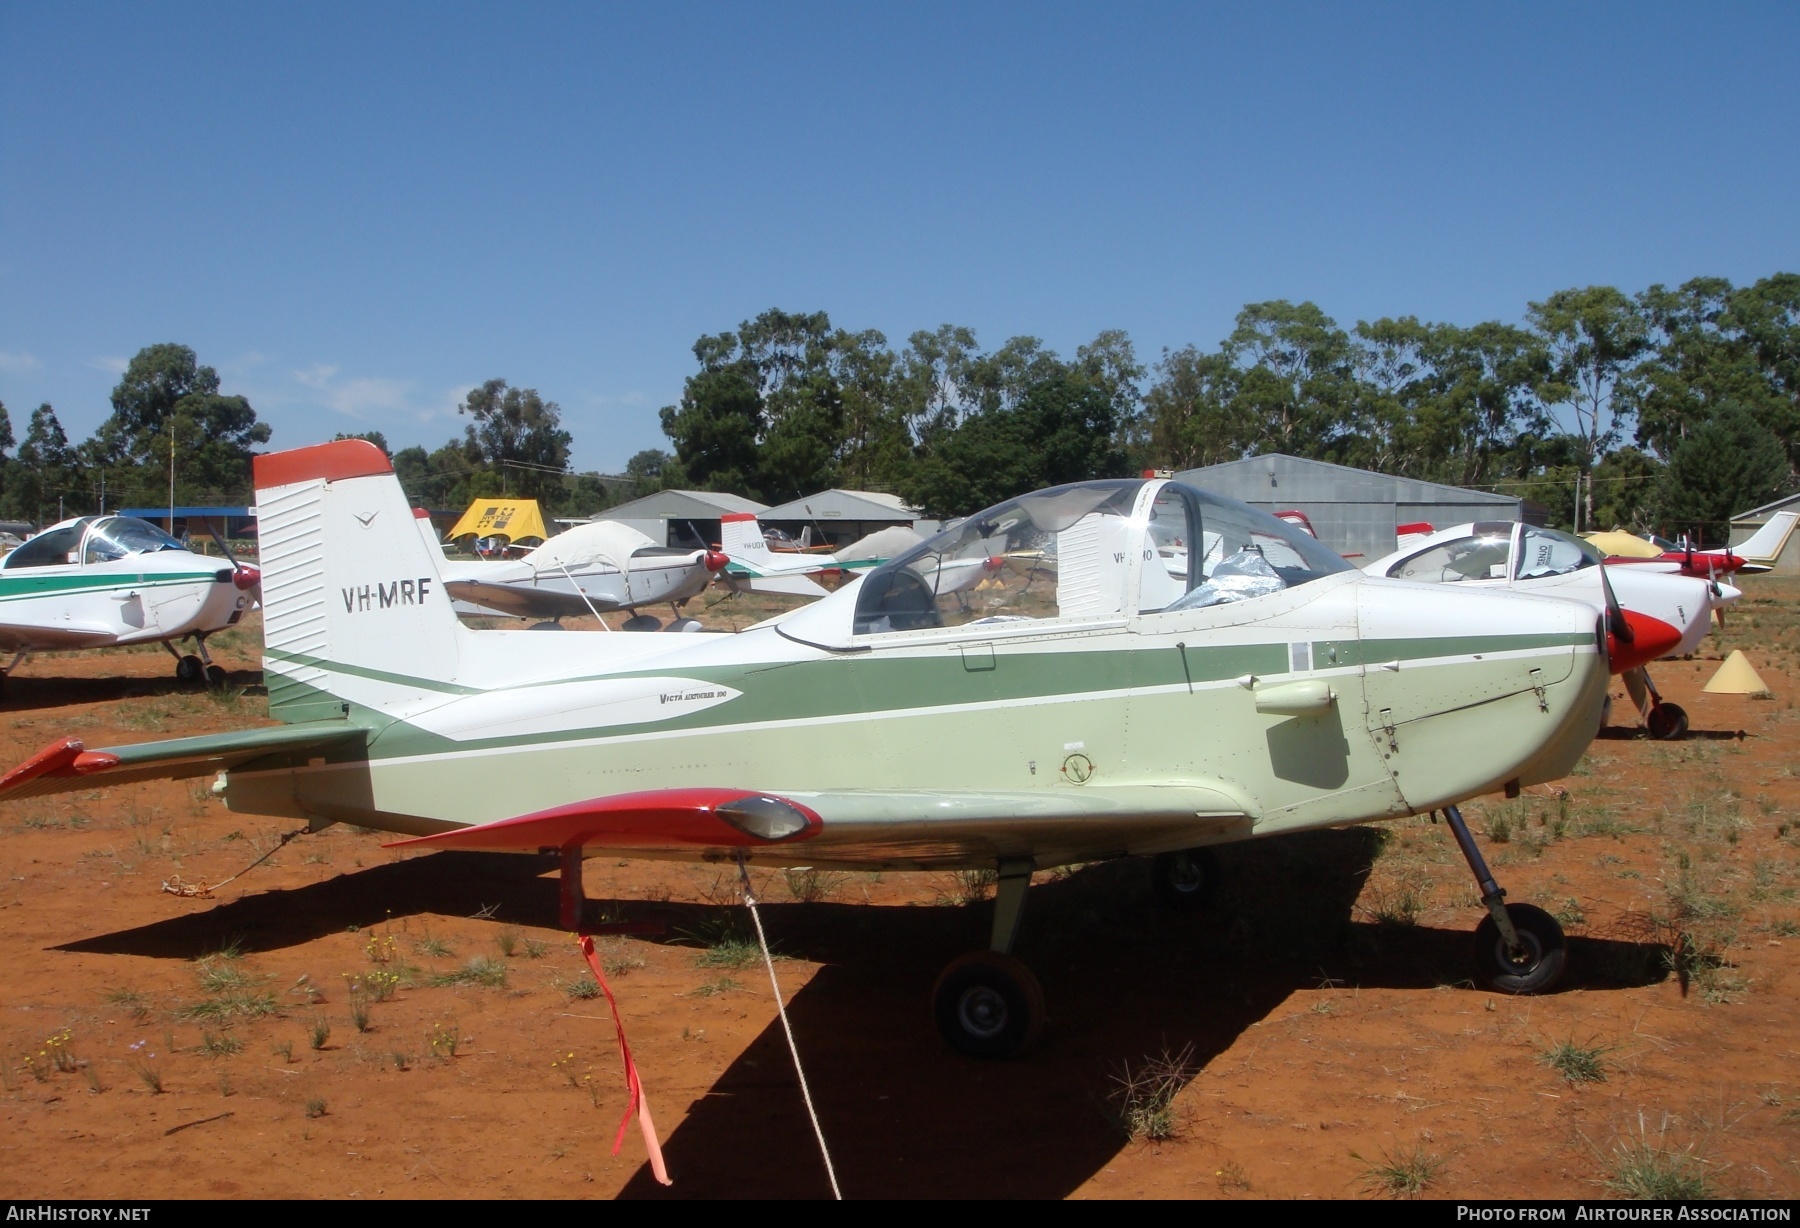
xmin=175 ymin=654 xmax=204 ymax=683
xmin=621 ymin=614 xmax=662 ymax=633
xmin=204 ymin=664 xmax=228 ymax=687
xmin=1473 ymin=903 xmax=1567 ymax=994
xmin=1151 ymin=848 xmax=1220 ymax=908
xmin=1647 ymin=703 xmax=1689 ymax=741
xmin=932 ymin=951 xmax=1045 ymax=1059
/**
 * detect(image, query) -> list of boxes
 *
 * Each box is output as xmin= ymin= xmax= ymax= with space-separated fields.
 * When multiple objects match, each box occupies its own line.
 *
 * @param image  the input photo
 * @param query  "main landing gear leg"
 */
xmin=1441 ymin=804 xmax=1567 ymax=993
xmin=932 ymin=858 xmax=1046 ymax=1058
xmin=1624 ymin=667 xmax=1688 ymax=740
xmin=0 ymin=649 xmax=29 ymax=699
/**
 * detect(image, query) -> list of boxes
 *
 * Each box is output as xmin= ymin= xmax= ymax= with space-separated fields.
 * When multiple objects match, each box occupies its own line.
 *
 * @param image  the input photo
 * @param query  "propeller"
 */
xmin=200 ymin=518 xmax=261 ymax=591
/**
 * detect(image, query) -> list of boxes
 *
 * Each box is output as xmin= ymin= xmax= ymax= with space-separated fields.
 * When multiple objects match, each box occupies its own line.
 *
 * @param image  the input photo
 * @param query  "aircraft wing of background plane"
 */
xmin=0 ymin=620 xmax=124 ymax=651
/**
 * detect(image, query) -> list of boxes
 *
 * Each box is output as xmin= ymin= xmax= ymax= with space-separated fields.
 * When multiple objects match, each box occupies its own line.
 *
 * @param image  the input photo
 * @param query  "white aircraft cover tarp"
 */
xmin=524 ymin=520 xmax=657 ymax=574
xmin=835 ymin=525 xmax=923 ymax=564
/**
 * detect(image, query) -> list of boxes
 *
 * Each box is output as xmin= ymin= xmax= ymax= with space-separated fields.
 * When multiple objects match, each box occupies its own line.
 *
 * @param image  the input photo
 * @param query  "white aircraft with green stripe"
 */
xmin=0 ymin=514 xmax=259 ymax=692
xmin=0 ymin=440 xmax=1609 ymax=1057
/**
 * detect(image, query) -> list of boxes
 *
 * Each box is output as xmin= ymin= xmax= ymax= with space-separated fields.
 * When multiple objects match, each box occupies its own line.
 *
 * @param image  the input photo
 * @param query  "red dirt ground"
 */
xmin=1 ymin=583 xmax=1798 ymax=1200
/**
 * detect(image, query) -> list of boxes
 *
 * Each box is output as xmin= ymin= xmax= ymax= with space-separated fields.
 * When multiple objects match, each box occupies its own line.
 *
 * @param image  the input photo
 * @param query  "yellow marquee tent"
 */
xmin=447 ymin=499 xmax=550 ymax=544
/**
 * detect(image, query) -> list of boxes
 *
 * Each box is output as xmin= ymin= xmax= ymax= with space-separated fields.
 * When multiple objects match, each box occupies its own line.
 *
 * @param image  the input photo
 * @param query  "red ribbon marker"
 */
xmin=577 ymin=934 xmax=671 ymax=1186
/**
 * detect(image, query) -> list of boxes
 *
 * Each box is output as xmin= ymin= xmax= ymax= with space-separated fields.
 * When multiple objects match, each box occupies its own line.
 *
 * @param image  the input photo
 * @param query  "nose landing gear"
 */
xmin=1623 ymin=667 xmax=1688 ymax=740
xmin=931 ymin=858 xmax=1045 ymax=1058
xmin=1441 ymin=803 xmax=1567 ymax=993
xmin=164 ymin=635 xmax=228 ymax=687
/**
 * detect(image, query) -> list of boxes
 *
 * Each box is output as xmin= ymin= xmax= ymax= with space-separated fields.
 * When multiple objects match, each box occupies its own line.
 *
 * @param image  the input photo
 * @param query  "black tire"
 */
xmin=1151 ymin=848 xmax=1220 ymax=908
xmin=621 ymin=614 xmax=663 ymax=633
xmin=175 ymin=654 xmax=204 ymax=683
xmin=1473 ymin=903 xmax=1567 ymax=994
xmin=931 ymin=951 xmax=1045 ymax=1059
xmin=1647 ymin=703 xmax=1689 ymax=741
xmin=204 ymin=664 xmax=228 ymax=687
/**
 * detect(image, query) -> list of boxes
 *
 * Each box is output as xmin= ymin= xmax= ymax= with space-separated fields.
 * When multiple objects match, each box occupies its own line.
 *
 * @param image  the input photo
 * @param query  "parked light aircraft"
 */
xmin=1584 ymin=510 xmax=1799 ymax=579
xmin=1 ymin=441 xmax=1609 ymax=1057
xmin=0 ymin=514 xmax=259 ymax=692
xmin=1365 ymin=522 xmax=1738 ymax=739
xmin=424 ymin=515 xmax=728 ymax=630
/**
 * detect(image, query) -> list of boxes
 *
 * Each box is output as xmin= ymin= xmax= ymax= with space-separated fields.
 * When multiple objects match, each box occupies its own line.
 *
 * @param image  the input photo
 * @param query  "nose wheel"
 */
xmin=1151 ymin=847 xmax=1220 ymax=908
xmin=1441 ymin=804 xmax=1568 ymax=993
xmin=932 ymin=859 xmax=1046 ymax=1058
xmin=1623 ymin=667 xmax=1688 ymax=740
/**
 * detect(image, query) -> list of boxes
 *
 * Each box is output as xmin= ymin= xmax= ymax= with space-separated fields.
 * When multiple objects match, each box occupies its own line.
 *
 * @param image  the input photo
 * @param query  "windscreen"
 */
xmin=1153 ymin=483 xmax=1353 ymax=613
xmin=853 ymin=480 xmax=1143 ymax=633
xmin=83 ymin=517 xmax=186 ymax=564
xmin=1514 ymin=526 xmax=1603 ymax=580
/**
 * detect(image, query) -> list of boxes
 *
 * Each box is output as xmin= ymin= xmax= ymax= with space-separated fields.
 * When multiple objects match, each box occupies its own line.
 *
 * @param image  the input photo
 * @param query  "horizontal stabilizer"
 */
xmin=0 ymin=721 xmax=367 ymax=802
xmin=727 ymin=573 xmax=830 ymax=598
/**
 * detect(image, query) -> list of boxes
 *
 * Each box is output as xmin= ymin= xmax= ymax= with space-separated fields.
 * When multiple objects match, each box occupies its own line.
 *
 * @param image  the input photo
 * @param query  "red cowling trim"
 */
xmin=1608 ymin=610 xmax=1683 ymax=675
xmin=720 ymin=513 xmax=758 ymax=524
xmin=254 ymin=440 xmax=393 ymax=489
xmin=382 ymin=787 xmax=822 ymax=852
xmin=0 ymin=738 xmax=85 ymax=792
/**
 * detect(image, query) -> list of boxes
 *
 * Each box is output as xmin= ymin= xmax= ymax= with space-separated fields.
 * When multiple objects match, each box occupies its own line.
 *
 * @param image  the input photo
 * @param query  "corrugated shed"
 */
xmin=1174 ymin=454 xmax=1526 ymax=559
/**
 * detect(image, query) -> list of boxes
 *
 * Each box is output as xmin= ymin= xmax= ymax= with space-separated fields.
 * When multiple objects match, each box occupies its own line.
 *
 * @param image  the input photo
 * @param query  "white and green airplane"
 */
xmin=0 ymin=513 xmax=259 ymax=692
xmin=0 ymin=440 xmax=1608 ymax=1056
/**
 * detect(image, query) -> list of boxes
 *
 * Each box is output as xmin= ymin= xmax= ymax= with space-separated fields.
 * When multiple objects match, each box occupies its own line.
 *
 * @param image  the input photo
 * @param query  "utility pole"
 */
xmin=167 ymin=418 xmax=177 ymax=534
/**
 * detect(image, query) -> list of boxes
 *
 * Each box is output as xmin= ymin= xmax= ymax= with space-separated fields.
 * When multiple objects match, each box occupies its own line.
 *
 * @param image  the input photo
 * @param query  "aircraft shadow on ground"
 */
xmin=0 ymin=669 xmax=264 ymax=713
xmin=1596 ymin=724 xmax=1747 ymax=742
xmin=57 ymin=829 xmax=1671 ymax=1199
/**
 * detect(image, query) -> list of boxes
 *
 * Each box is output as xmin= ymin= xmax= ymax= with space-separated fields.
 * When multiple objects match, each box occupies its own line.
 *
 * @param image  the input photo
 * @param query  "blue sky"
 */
xmin=2 ymin=2 xmax=1796 ymax=473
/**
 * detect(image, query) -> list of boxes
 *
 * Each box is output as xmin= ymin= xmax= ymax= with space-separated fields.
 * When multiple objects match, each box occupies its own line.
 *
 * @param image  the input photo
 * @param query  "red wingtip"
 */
xmin=254 ymin=440 xmax=393 ymax=490
xmin=0 ymin=737 xmax=86 ymax=793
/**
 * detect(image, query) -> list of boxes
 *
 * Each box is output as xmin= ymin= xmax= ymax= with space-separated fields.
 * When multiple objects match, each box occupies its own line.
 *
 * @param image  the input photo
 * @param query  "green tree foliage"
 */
xmin=6 ymin=404 xmax=78 ymax=524
xmin=457 ymin=379 xmax=573 ymax=503
xmin=1526 ymin=287 xmax=1651 ymax=530
xmin=904 ymin=371 xmax=1127 ymax=516
xmin=333 ymin=430 xmax=392 ymax=459
xmin=1655 ymin=403 xmax=1788 ymax=544
xmin=93 ymin=343 xmax=271 ymax=507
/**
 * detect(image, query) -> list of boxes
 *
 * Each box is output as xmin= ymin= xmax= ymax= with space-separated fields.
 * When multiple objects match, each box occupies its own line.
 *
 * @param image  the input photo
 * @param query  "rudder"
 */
xmin=254 ymin=441 xmax=464 ymax=721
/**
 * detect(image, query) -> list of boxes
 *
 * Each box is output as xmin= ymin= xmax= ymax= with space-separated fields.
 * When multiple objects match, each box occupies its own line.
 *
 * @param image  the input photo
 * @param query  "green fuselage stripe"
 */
xmin=0 ymin=571 xmax=222 ymax=601
xmin=265 ymin=628 xmax=1591 ymax=762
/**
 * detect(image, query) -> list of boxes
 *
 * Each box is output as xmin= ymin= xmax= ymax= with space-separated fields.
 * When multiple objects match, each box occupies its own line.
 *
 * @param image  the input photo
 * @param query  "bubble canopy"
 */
xmin=852 ymin=478 xmax=1352 ymax=635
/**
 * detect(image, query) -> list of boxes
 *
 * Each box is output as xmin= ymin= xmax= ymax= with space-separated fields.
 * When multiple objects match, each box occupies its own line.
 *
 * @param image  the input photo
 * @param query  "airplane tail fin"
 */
xmin=719 ymin=513 xmax=822 ymax=578
xmin=1735 ymin=510 xmax=1798 ymax=566
xmin=255 ymin=441 xmax=464 ymax=722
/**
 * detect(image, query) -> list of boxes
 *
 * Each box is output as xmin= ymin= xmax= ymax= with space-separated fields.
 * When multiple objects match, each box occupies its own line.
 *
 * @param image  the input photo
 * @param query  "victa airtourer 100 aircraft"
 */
xmin=0 ymin=441 xmax=1608 ymax=1057
xmin=0 ymin=513 xmax=259 ymax=692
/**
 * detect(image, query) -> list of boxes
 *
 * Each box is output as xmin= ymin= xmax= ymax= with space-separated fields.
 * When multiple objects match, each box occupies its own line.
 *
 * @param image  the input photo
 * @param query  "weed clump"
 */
xmin=1538 ymin=1038 xmax=1611 ymax=1084
xmin=1353 ymin=1142 xmax=1443 ymax=1198
xmin=681 ymin=916 xmax=761 ymax=970
xmin=431 ymin=956 xmax=507 ymax=988
xmin=1605 ymin=1115 xmax=1713 ymax=1199
xmin=1108 ymin=1043 xmax=1196 ymax=1142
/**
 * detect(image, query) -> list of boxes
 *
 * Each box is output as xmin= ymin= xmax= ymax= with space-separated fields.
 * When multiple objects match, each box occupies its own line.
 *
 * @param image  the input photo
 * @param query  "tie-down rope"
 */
xmin=735 ymin=853 xmax=842 ymax=1200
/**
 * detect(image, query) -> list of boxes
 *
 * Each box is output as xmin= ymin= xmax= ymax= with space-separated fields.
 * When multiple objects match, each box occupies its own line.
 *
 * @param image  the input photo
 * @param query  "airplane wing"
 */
xmin=386 ymin=783 xmax=1253 ymax=868
xmin=0 ymin=621 xmax=123 ymax=652
xmin=442 ymin=579 xmax=623 ymax=619
xmin=0 ymin=722 xmax=369 ymax=803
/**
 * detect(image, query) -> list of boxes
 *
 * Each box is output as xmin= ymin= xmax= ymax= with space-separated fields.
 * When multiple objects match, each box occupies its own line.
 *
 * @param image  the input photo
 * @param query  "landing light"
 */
xmin=716 ymin=795 xmax=813 ymax=842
